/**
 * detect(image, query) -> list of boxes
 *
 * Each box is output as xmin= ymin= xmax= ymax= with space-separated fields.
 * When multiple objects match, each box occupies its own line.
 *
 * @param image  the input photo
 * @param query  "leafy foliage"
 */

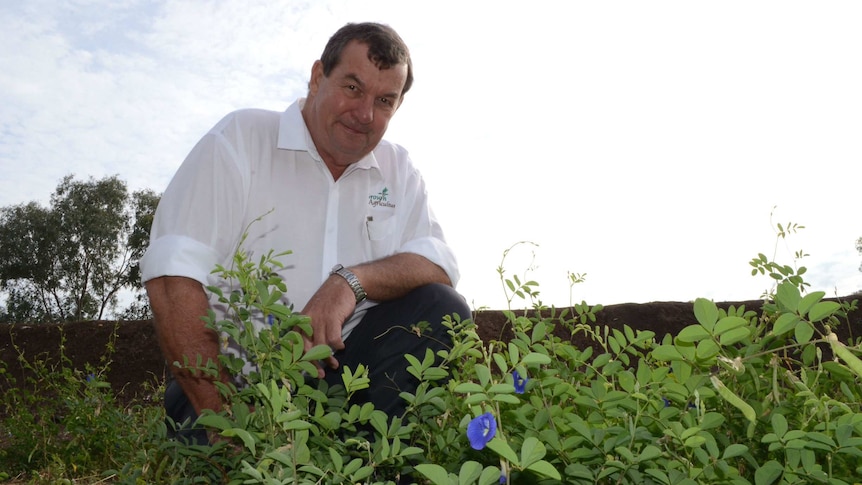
xmin=0 ymin=175 xmax=159 ymax=322
xmin=5 ymin=219 xmax=862 ymax=484
xmin=0 ymin=324 xmax=163 ymax=482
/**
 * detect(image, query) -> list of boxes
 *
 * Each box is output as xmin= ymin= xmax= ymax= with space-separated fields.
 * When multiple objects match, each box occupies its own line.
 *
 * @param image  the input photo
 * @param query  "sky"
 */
xmin=1 ymin=0 xmax=861 ymax=311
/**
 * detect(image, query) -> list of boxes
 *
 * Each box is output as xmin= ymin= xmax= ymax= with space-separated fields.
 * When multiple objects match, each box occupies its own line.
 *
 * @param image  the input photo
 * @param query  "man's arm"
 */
xmin=300 ymin=252 xmax=451 ymax=376
xmin=146 ymin=275 xmax=226 ymax=415
xmin=353 ymin=252 xmax=452 ymax=300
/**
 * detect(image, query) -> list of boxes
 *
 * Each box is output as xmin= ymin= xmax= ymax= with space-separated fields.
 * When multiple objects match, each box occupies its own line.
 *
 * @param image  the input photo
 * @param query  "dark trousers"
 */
xmin=165 ymin=283 xmax=469 ymax=445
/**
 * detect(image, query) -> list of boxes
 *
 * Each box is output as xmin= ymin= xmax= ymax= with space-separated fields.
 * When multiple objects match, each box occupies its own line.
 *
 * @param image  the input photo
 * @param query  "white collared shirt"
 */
xmin=141 ymin=98 xmax=459 ymax=344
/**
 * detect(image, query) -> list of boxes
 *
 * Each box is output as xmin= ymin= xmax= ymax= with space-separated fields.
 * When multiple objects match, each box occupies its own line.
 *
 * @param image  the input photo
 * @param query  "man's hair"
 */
xmin=320 ymin=22 xmax=413 ymax=97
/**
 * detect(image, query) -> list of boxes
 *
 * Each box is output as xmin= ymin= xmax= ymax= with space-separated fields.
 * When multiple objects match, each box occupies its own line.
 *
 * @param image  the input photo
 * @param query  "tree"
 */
xmin=0 ymin=175 xmax=159 ymax=323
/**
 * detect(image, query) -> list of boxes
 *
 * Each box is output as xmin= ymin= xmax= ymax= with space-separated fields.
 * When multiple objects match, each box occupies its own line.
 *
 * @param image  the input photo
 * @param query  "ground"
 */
xmin=2 ymin=296 xmax=861 ymax=406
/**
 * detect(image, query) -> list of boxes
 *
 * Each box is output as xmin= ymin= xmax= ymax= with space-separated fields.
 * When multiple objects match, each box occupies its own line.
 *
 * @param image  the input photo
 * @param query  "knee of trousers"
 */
xmin=408 ymin=283 xmax=471 ymax=323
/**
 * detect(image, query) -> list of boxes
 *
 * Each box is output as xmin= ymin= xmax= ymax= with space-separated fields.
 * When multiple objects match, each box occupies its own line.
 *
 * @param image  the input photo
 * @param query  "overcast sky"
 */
xmin=2 ymin=1 xmax=861 ymax=310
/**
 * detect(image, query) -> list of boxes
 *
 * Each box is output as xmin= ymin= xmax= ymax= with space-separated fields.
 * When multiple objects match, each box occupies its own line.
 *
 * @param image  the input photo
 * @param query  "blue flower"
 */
xmin=499 ymin=474 xmax=507 ymax=484
xmin=467 ymin=412 xmax=497 ymax=450
xmin=662 ymin=397 xmax=672 ymax=408
xmin=512 ymin=370 xmax=528 ymax=394
xmin=267 ymin=314 xmax=275 ymax=325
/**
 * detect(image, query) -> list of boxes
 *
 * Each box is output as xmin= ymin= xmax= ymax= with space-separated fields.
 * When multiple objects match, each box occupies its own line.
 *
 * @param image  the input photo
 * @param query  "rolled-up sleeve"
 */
xmin=140 ymin=234 xmax=222 ymax=286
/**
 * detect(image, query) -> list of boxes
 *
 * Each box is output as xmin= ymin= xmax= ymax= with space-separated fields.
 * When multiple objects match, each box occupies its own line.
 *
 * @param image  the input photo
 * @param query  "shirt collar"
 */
xmin=277 ymin=98 xmax=379 ymax=171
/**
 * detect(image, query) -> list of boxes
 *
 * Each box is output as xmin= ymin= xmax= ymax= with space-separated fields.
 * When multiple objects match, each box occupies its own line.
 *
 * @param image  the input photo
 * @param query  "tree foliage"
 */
xmin=0 ymin=175 xmax=159 ymax=323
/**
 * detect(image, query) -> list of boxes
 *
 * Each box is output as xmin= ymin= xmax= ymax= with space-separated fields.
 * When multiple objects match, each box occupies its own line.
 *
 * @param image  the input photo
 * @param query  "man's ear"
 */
xmin=308 ymin=60 xmax=324 ymax=96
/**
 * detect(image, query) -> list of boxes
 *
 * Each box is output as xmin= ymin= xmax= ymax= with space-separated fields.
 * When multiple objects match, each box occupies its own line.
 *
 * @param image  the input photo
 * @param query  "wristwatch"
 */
xmin=330 ymin=264 xmax=367 ymax=303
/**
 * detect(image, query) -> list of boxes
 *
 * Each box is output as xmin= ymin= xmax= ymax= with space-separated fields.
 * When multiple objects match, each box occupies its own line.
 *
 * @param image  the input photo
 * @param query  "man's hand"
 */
xmin=299 ymin=275 xmax=356 ymax=378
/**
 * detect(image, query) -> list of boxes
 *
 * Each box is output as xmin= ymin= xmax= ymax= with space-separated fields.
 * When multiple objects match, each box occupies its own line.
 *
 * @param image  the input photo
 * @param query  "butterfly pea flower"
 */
xmin=512 ymin=370 xmax=528 ymax=394
xmin=467 ymin=412 xmax=497 ymax=450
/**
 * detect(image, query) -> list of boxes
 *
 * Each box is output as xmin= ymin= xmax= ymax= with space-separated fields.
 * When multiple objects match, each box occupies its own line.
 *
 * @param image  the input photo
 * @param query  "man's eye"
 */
xmin=347 ymin=85 xmax=357 ymax=91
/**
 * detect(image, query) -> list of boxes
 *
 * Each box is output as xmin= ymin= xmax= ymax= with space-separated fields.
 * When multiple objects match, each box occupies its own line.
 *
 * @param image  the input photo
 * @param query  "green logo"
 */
xmin=368 ymin=187 xmax=395 ymax=208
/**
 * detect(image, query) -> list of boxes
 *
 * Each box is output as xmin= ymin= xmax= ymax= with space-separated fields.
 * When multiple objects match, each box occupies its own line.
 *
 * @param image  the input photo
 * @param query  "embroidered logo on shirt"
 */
xmin=368 ymin=187 xmax=395 ymax=208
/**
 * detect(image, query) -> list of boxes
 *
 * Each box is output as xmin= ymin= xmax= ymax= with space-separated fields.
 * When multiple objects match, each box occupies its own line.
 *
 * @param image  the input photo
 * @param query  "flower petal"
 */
xmin=466 ymin=412 xmax=497 ymax=450
xmin=512 ymin=370 xmax=528 ymax=394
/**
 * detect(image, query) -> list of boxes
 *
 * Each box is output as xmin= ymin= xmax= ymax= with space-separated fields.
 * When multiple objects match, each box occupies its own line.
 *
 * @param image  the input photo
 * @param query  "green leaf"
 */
xmin=486 ymin=436 xmax=520 ymax=465
xmin=458 ymin=461 xmax=482 ymax=484
xmin=492 ymin=393 xmax=521 ymax=404
xmin=283 ymin=419 xmax=314 ymax=430
xmin=525 ymin=460 xmax=562 ymax=480
xmin=520 ymin=437 xmax=546 ymax=468
xmin=684 ymin=435 xmax=706 ymax=448
xmin=722 ymin=443 xmax=749 ymax=459
xmin=808 ymin=301 xmax=841 ymax=322
xmin=508 ymin=342 xmax=521 ymax=366
xmin=676 ymin=325 xmax=712 ymax=343
xmin=775 ymin=282 xmax=800 ymax=313
xmin=478 ymin=466 xmax=503 ymax=485
xmin=754 ymin=459 xmax=783 ymax=485
xmin=652 ymin=344 xmax=684 ymax=361
xmin=638 ymin=445 xmax=662 ymax=462
xmin=644 ymin=469 xmax=671 ymax=484
xmin=328 ymin=447 xmax=343 ymax=471
xmin=719 ymin=326 xmax=751 ymax=346
xmin=693 ymin=298 xmax=719 ymax=331
xmin=770 ymin=413 xmax=788 ymax=438
xmin=714 ymin=316 xmax=748 ymax=335
xmin=454 ymin=382 xmax=485 ymax=394
xmin=195 ymin=413 xmax=231 ymax=431
xmin=492 ymin=353 xmax=509 ymax=374
xmin=521 ymin=352 xmax=551 ymax=365
xmin=695 ymin=339 xmax=720 ymax=361
xmin=475 ymin=364 xmax=492 ymax=386
xmin=488 ymin=383 xmax=515 ymax=394
xmin=414 ymin=464 xmax=450 ymax=485
xmin=798 ymin=291 xmax=825 ymax=316
xmin=772 ymin=313 xmax=800 ymax=336
xmin=794 ymin=321 xmax=814 ymax=345
xmin=222 ymin=427 xmax=256 ymax=454
xmin=301 ymin=344 xmax=332 ymax=362
xmin=700 ymin=412 xmax=726 ymax=430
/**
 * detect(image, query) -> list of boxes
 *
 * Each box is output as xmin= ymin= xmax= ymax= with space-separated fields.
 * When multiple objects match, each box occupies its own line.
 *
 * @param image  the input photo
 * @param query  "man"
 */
xmin=140 ymin=22 xmax=468 ymax=444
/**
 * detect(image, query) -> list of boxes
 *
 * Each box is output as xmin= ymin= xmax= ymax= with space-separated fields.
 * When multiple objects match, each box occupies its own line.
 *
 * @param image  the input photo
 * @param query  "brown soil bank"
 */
xmin=1 ymin=297 xmax=860 ymax=405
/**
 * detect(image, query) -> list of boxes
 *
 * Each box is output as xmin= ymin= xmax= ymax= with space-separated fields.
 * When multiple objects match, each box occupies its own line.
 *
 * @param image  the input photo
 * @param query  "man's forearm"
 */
xmin=349 ymin=252 xmax=451 ymax=302
xmin=146 ymin=276 xmax=226 ymax=415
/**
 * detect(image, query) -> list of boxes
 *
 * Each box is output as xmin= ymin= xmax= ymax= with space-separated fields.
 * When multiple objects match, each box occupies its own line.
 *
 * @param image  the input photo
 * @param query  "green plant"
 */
xmin=131 ymin=219 xmax=861 ymax=484
xmin=8 ymin=215 xmax=862 ymax=485
xmin=0 ymin=323 xmax=162 ymax=483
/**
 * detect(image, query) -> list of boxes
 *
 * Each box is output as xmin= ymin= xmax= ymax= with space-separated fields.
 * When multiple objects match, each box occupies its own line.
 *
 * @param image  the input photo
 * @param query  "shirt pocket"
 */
xmin=364 ymin=214 xmax=396 ymax=259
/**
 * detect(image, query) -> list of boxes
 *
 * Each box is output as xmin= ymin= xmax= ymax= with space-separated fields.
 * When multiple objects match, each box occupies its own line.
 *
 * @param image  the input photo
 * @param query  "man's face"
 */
xmin=302 ymin=41 xmax=408 ymax=179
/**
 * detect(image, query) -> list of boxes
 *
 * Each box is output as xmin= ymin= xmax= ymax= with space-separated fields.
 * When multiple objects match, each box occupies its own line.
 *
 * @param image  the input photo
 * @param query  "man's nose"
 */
xmin=354 ymin=96 xmax=374 ymax=124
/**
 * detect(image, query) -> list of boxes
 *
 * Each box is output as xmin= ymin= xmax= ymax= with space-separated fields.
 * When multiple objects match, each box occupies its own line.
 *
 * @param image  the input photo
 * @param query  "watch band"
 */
xmin=330 ymin=264 xmax=367 ymax=303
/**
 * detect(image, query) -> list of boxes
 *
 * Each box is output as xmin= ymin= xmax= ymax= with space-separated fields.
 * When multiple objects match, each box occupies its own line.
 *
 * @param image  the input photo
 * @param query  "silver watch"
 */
xmin=330 ymin=264 xmax=367 ymax=303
